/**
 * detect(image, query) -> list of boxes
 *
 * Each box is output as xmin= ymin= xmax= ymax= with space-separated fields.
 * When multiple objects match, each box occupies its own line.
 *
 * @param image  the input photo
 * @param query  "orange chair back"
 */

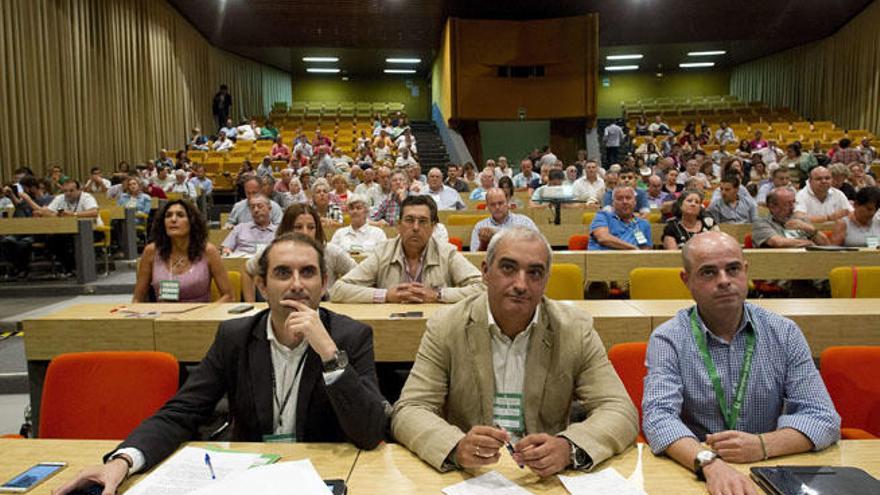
xmin=567 ymin=234 xmax=589 ymax=251
xmin=819 ymin=346 xmax=880 ymax=438
xmin=743 ymin=233 xmax=753 ymax=248
xmin=448 ymin=236 xmax=463 ymax=251
xmin=39 ymin=352 xmax=179 ymax=439
xmin=608 ymin=342 xmax=648 ymax=441
xmin=476 ymin=203 xmax=487 ymax=210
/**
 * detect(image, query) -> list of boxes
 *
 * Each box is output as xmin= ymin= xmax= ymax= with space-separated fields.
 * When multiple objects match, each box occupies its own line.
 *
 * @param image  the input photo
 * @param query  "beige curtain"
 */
xmin=730 ymin=1 xmax=880 ymax=135
xmin=0 ymin=0 xmax=292 ymax=180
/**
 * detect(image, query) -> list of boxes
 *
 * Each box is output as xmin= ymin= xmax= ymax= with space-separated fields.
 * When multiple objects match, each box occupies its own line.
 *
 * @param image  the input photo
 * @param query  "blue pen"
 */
xmin=204 ymin=453 xmax=216 ymax=479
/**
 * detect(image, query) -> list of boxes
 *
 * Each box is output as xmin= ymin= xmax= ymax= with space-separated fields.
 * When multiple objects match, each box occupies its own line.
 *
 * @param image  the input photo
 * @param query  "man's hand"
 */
xmin=386 ymin=283 xmax=423 ymax=303
xmin=405 ymin=283 xmax=439 ymax=303
xmin=706 ymin=431 xmax=764 ymax=463
xmin=477 ymin=227 xmax=497 ymax=246
xmin=454 ymin=426 xmax=508 ymax=468
xmin=702 ymin=459 xmax=757 ymax=495
xmin=53 ymin=458 xmax=128 ymax=495
xmin=223 ymin=223 xmax=235 ymax=230
xmin=783 ymin=219 xmax=814 ymax=233
xmin=513 ymin=433 xmax=570 ymax=477
xmin=279 ymin=299 xmax=337 ymax=360
xmin=830 ymin=209 xmax=850 ymax=221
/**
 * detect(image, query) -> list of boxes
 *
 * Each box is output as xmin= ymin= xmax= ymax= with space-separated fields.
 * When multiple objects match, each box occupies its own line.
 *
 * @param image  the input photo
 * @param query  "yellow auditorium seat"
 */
xmin=546 ymin=263 xmax=584 ymax=300
xmin=581 ymin=212 xmax=597 ymax=226
xmin=95 ymin=209 xmax=113 ymax=276
xmin=212 ymin=270 xmax=242 ymax=302
xmin=829 ymin=266 xmax=880 ymax=298
xmin=629 ymin=268 xmax=691 ymax=300
xmin=446 ymin=214 xmax=489 ymax=227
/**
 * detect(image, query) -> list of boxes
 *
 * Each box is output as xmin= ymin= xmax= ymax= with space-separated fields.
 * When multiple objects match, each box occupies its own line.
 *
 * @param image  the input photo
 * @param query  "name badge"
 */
xmin=634 ymin=230 xmax=648 ymax=245
xmin=493 ymin=393 xmax=524 ymax=441
xmin=349 ymin=244 xmax=364 ymax=254
xmin=262 ymin=433 xmax=296 ymax=443
xmin=867 ymin=236 xmax=879 ymax=249
xmin=158 ymin=280 xmax=180 ymax=301
xmin=253 ymin=242 xmax=267 ymax=254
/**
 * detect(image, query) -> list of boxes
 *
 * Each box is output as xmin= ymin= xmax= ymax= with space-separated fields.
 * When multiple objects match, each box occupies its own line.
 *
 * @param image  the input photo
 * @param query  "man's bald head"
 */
xmin=681 ymin=231 xmax=742 ymax=272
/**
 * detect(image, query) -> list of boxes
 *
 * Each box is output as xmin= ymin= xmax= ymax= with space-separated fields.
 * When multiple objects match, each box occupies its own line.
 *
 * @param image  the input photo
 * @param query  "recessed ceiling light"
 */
xmin=687 ymin=51 xmax=726 ymax=57
xmin=302 ymin=57 xmax=339 ymax=62
xmin=306 ymin=68 xmax=341 ymax=73
xmin=384 ymin=69 xmax=417 ymax=74
xmin=386 ymin=58 xmax=421 ymax=64
xmin=606 ymin=54 xmax=643 ymax=60
xmin=679 ymin=62 xmax=715 ymax=68
xmin=605 ymin=65 xmax=639 ymax=71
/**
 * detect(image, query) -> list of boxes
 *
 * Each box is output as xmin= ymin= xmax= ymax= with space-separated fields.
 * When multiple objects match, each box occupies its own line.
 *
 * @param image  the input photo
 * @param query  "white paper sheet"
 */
xmin=124 ymin=447 xmax=264 ymax=495
xmin=558 ymin=468 xmax=648 ymax=495
xmin=627 ymin=442 xmax=645 ymax=490
xmin=442 ymin=471 xmax=533 ymax=495
xmin=189 ymin=460 xmax=328 ymax=495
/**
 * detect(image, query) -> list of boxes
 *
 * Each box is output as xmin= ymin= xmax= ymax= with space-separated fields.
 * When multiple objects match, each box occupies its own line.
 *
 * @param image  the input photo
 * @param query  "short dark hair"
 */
xmin=400 ymin=194 xmax=438 ymax=223
xmin=619 ymin=165 xmax=637 ymax=176
xmin=854 ymin=186 xmax=880 ymax=209
xmin=255 ymin=232 xmax=326 ymax=282
xmin=64 ymin=179 xmax=81 ymax=189
xmin=19 ymin=176 xmax=39 ymax=190
xmin=90 ymin=167 xmax=101 ymax=174
xmin=279 ymin=203 xmax=326 ymax=244
xmin=548 ymin=169 xmax=565 ymax=181
xmin=150 ymin=199 xmax=207 ymax=263
xmin=721 ymin=173 xmax=741 ymax=188
xmin=839 ymin=138 xmax=852 ymax=149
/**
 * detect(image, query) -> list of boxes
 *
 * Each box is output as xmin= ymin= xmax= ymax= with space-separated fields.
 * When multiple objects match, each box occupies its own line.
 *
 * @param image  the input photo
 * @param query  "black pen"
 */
xmin=495 ymin=424 xmax=524 ymax=469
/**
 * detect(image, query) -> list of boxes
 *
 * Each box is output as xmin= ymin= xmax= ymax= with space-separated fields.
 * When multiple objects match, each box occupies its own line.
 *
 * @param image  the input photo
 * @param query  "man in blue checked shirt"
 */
xmin=642 ymin=232 xmax=840 ymax=495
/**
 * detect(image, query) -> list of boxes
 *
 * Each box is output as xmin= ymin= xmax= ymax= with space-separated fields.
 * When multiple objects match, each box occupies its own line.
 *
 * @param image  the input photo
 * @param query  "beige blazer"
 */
xmin=391 ymin=292 xmax=638 ymax=471
xmin=328 ymin=235 xmax=484 ymax=303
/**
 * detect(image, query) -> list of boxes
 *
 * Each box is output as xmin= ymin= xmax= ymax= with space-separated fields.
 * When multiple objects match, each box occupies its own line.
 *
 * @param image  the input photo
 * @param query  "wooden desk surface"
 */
xmin=348 ymin=441 xmax=880 ymax=495
xmin=153 ymin=303 xmax=266 ymax=361
xmin=0 ymin=439 xmax=357 ymax=495
xmin=0 ymin=217 xmax=80 ymax=235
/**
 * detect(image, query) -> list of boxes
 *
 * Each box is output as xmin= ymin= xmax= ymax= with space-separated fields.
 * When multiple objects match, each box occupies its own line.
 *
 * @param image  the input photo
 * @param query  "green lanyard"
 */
xmin=689 ymin=308 xmax=756 ymax=430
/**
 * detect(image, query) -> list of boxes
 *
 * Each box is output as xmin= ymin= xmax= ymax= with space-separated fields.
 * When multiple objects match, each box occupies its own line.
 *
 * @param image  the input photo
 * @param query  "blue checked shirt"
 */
xmin=642 ymin=303 xmax=840 ymax=455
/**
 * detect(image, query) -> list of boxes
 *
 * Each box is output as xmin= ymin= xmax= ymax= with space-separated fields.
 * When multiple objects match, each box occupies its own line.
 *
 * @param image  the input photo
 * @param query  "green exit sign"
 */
xmin=602 ymin=77 xmax=611 ymax=87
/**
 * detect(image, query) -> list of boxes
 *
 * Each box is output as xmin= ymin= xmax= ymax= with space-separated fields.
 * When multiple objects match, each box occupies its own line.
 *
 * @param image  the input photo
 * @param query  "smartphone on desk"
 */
xmin=325 ymin=479 xmax=347 ymax=495
xmin=227 ymin=304 xmax=254 ymax=314
xmin=0 ymin=462 xmax=66 ymax=492
xmin=390 ymin=311 xmax=424 ymax=318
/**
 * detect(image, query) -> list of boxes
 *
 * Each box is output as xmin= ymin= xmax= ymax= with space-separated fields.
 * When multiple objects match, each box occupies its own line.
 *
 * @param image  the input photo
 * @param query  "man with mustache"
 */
xmin=642 ymin=232 xmax=840 ymax=495
xmin=55 ymin=233 xmax=387 ymax=495
xmin=330 ymin=194 xmax=483 ymax=304
xmin=392 ymin=227 xmax=637 ymax=476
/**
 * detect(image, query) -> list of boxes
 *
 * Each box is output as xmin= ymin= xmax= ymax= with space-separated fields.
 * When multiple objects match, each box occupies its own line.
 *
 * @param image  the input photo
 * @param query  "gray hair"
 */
xmin=486 ymin=227 xmax=552 ymax=269
xmin=311 ymin=177 xmax=330 ymax=194
xmin=612 ymin=185 xmax=635 ymax=198
xmin=346 ymin=193 xmax=369 ymax=208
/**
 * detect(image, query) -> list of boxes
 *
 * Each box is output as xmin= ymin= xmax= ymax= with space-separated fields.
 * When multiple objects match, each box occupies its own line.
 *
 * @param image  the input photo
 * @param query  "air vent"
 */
xmin=496 ymin=65 xmax=545 ymax=78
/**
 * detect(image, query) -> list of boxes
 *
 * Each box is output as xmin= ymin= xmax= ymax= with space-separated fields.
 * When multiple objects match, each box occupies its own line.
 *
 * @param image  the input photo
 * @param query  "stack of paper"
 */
xmin=559 ymin=468 xmax=648 ymax=495
xmin=189 ymin=460 xmax=329 ymax=495
xmin=442 ymin=471 xmax=533 ymax=495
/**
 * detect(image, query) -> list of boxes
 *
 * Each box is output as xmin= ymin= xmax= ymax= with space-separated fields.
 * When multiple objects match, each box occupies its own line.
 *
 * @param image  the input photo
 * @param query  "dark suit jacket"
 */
xmin=113 ymin=308 xmax=386 ymax=470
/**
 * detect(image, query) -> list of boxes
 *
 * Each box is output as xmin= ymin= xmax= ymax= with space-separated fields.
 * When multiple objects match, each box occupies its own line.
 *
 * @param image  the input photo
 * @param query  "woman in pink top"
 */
xmin=133 ymin=200 xmax=233 ymax=302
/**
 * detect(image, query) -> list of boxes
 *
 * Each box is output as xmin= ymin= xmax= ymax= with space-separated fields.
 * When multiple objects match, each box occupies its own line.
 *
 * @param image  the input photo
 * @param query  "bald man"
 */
xmin=642 ymin=232 xmax=840 ymax=495
xmin=469 ymin=188 xmax=538 ymax=251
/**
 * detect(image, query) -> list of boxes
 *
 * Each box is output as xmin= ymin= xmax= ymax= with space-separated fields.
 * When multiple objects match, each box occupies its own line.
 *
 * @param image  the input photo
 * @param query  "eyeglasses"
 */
xmin=400 ymin=216 xmax=433 ymax=227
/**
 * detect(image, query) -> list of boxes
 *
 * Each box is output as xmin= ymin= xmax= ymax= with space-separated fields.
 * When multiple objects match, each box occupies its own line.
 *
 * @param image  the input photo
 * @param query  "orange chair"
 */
xmin=39 ymin=351 xmax=179 ymax=439
xmin=448 ymin=236 xmax=463 ymax=251
xmin=608 ymin=342 xmax=648 ymax=442
xmin=567 ymin=234 xmax=589 ymax=251
xmin=475 ymin=203 xmax=487 ymax=210
xmin=819 ymin=346 xmax=880 ymax=439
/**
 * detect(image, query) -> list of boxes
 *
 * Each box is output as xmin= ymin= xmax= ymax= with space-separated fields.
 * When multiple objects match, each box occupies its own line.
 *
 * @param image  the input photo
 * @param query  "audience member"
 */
xmin=469 ymin=188 xmax=538 ymax=252
xmin=423 ymin=168 xmax=465 ymax=210
xmin=571 ymin=160 xmax=604 ymax=206
xmin=150 ymin=166 xmax=174 ymax=191
xmin=830 ymin=186 xmax=880 ymax=247
xmin=329 ymin=175 xmax=350 ymax=212
xmin=165 ymin=169 xmax=197 ymax=200
xmin=707 ymin=174 xmax=757 ymax=224
xmin=221 ymin=195 xmax=278 ymax=256
xmin=642 ymin=232 xmax=840 ymax=495
xmin=225 ymin=177 xmax=283 ymax=229
xmin=600 ymin=166 xmax=650 ymax=215
xmin=83 ymin=167 xmax=111 ymax=194
xmin=589 ymin=186 xmax=652 ymax=250
xmin=512 ymin=158 xmax=540 ymax=190
xmin=188 ymin=127 xmax=209 ymax=151
xmin=828 ymin=163 xmax=856 ymax=200
xmin=662 ymin=190 xmax=718 ymax=249
xmin=752 ymin=188 xmax=829 ymax=248
xmin=311 ymin=178 xmax=344 ymax=227
xmin=212 ymin=131 xmax=235 ymax=152
xmin=444 ymin=163 xmax=469 ymax=193
xmin=848 ymin=160 xmax=876 ymax=191
xmin=133 ymin=200 xmax=232 ymax=302
xmin=354 ymin=167 xmax=383 ymax=207
xmin=369 ymin=171 xmax=410 ymax=227
xmin=794 ymin=166 xmax=852 ymax=223
xmin=55 ymin=233 xmax=386 ymax=495
xmin=117 ymin=177 xmax=152 ymax=224
xmin=211 ymin=84 xmax=232 ymax=131
xmin=330 ymin=195 xmax=483 ymax=304
xmin=756 ymin=167 xmax=795 ymax=206
xmin=392 ymin=227 xmax=637 ymax=474
xmin=330 ymin=194 xmax=388 ymax=255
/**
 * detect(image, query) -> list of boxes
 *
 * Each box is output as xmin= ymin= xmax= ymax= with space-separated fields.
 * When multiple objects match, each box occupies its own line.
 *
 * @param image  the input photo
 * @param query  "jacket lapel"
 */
xmin=247 ymin=310 xmax=275 ymax=435
xmin=465 ymin=293 xmax=495 ymax=425
xmin=523 ymin=301 xmax=554 ymax=433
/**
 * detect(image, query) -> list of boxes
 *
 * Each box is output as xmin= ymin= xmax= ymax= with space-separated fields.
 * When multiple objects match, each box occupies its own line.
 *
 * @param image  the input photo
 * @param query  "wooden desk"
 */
xmin=348 ymin=441 xmax=880 ymax=495
xmin=584 ymin=248 xmax=880 ymax=282
xmin=0 ymin=217 xmax=97 ymax=283
xmin=154 ymin=303 xmax=266 ymax=361
xmin=0 ymin=439 xmax=357 ymax=495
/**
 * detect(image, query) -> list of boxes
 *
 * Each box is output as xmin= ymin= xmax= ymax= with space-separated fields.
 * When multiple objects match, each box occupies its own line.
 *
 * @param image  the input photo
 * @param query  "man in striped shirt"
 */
xmin=642 ymin=232 xmax=840 ymax=495
xmin=470 ymin=188 xmax=538 ymax=251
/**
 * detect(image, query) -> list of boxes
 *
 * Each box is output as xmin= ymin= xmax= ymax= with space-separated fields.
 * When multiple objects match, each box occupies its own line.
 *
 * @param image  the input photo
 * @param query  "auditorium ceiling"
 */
xmin=167 ymin=0 xmax=874 ymax=75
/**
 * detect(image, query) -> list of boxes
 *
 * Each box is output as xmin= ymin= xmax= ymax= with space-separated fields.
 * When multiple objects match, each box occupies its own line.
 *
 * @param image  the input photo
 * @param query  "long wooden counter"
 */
xmin=3 ymin=439 xmax=878 ymax=495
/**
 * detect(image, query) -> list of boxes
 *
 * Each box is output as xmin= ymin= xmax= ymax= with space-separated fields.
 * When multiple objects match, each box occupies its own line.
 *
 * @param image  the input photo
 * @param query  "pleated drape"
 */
xmin=730 ymin=1 xmax=880 ymax=135
xmin=0 ymin=0 xmax=292 ymax=180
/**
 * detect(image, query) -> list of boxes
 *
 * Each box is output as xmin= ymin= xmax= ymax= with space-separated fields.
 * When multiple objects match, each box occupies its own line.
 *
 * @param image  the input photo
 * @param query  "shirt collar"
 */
xmin=487 ymin=298 xmax=540 ymax=343
xmin=692 ymin=303 xmax=755 ymax=344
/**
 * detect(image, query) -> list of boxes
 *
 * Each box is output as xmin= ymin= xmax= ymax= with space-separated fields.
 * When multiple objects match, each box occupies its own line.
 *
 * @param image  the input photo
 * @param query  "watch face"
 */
xmin=697 ymin=450 xmax=716 ymax=464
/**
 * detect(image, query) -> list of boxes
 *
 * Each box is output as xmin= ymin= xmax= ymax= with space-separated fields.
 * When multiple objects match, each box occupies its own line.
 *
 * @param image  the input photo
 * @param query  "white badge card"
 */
xmin=634 ymin=230 xmax=648 ymax=245
xmin=493 ymin=393 xmax=524 ymax=439
xmin=867 ymin=236 xmax=879 ymax=249
xmin=158 ymin=280 xmax=181 ymax=301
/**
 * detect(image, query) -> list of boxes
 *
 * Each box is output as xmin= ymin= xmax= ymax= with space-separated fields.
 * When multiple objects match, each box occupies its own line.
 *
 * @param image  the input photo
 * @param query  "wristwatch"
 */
xmin=694 ymin=449 xmax=718 ymax=481
xmin=322 ymin=349 xmax=349 ymax=372
xmin=568 ymin=440 xmax=592 ymax=470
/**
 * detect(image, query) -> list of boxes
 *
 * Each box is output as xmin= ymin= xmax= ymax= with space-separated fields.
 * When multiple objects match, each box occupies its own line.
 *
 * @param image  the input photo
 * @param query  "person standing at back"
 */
xmin=212 ymin=84 xmax=232 ymax=132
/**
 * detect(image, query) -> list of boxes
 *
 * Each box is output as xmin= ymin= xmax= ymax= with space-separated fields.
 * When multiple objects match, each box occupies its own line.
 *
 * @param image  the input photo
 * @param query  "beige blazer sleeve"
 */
xmin=558 ymin=324 xmax=639 ymax=467
xmin=436 ymin=250 xmax=484 ymax=303
xmin=327 ymin=249 xmax=384 ymax=303
xmin=391 ymin=314 xmax=466 ymax=471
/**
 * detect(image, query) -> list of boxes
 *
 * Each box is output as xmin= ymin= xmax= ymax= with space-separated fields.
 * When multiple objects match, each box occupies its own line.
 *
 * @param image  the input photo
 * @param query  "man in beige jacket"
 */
xmin=392 ymin=227 xmax=638 ymax=476
xmin=329 ymin=195 xmax=484 ymax=303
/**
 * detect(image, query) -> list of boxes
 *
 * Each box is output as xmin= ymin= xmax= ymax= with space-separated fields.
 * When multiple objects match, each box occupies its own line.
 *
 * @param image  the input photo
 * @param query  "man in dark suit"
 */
xmin=56 ymin=233 xmax=387 ymax=494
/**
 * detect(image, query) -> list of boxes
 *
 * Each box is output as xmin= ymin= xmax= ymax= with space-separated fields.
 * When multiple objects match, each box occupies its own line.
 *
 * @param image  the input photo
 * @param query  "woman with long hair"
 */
xmin=133 ymin=199 xmax=232 ymax=302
